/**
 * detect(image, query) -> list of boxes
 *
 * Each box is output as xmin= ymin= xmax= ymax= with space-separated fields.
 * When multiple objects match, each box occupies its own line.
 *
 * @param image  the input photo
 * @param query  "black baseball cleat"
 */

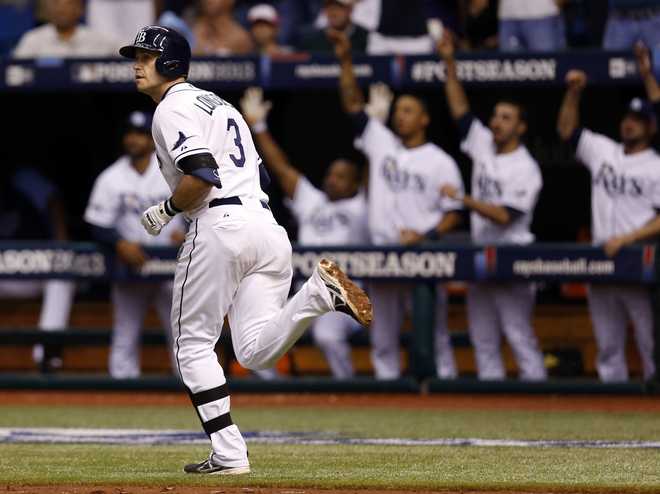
xmin=183 ymin=458 xmax=250 ymax=475
xmin=317 ymin=258 xmax=373 ymax=327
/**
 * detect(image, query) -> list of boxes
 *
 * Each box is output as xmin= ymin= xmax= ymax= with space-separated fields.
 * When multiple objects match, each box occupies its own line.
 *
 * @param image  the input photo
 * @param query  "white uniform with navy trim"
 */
xmin=151 ymin=82 xmax=336 ymax=468
xmin=289 ymin=177 xmax=368 ymax=378
xmin=356 ymin=116 xmax=462 ymax=379
xmin=461 ymin=118 xmax=546 ymax=381
xmin=575 ymin=128 xmax=658 ymax=382
xmin=85 ymin=153 xmax=184 ymax=378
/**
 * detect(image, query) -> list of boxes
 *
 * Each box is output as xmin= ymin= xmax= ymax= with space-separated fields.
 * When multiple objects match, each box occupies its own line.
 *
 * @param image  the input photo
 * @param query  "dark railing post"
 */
xmin=410 ymin=282 xmax=436 ymax=380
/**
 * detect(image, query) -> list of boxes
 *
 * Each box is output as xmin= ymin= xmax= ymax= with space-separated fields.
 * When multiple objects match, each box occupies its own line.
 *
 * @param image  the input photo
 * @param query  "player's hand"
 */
xmin=116 ymin=240 xmax=148 ymax=268
xmin=141 ymin=201 xmax=174 ymax=236
xmin=634 ymin=41 xmax=652 ymax=79
xmin=400 ymin=229 xmax=424 ymax=246
xmin=327 ymin=28 xmax=351 ymax=61
xmin=436 ymin=28 xmax=455 ymax=61
xmin=440 ymin=184 xmax=460 ymax=200
xmin=604 ymin=235 xmax=631 ymax=258
xmin=365 ymin=83 xmax=394 ymax=123
xmin=240 ymin=87 xmax=272 ymax=129
xmin=565 ymin=70 xmax=587 ymax=92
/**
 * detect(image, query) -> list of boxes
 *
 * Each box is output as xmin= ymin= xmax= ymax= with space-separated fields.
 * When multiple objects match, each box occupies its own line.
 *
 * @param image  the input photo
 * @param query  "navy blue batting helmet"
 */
xmin=120 ymin=25 xmax=191 ymax=79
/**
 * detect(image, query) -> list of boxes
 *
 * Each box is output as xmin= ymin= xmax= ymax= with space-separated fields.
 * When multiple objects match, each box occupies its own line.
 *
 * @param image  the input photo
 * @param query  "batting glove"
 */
xmin=365 ymin=83 xmax=393 ymax=124
xmin=141 ymin=200 xmax=175 ymax=236
xmin=240 ymin=87 xmax=272 ymax=132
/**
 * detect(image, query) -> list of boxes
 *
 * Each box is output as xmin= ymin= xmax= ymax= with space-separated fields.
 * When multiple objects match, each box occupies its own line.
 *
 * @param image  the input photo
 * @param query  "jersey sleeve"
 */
xmin=153 ymin=106 xmax=212 ymax=171
xmin=289 ymin=176 xmax=326 ymax=220
xmin=439 ymin=160 xmax=465 ymax=212
xmin=575 ymin=128 xmax=617 ymax=173
xmin=84 ymin=173 xmax=120 ymax=229
xmin=353 ymin=116 xmax=396 ymax=158
xmin=500 ymin=163 xmax=542 ymax=213
xmin=460 ymin=117 xmax=493 ymax=160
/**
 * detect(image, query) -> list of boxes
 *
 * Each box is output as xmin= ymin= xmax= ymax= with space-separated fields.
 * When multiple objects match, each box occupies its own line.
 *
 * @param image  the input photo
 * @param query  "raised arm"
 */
xmin=240 ymin=87 xmax=300 ymax=199
xmin=557 ymin=70 xmax=587 ymax=141
xmin=327 ymin=29 xmax=365 ymax=114
xmin=635 ymin=42 xmax=660 ymax=103
xmin=436 ymin=30 xmax=469 ymax=121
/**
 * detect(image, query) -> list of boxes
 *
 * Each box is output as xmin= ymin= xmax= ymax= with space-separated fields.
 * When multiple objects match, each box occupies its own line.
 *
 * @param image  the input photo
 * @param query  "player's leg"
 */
xmin=620 ymin=286 xmax=656 ymax=380
xmin=434 ymin=284 xmax=457 ymax=379
xmin=154 ymin=281 xmax=178 ymax=377
xmin=369 ymin=282 xmax=404 ymax=379
xmin=172 ymin=219 xmax=248 ymax=471
xmin=587 ymin=284 xmax=629 ymax=382
xmin=34 ymin=280 xmax=75 ymax=371
xmin=466 ymin=283 xmax=505 ymax=379
xmin=109 ymin=283 xmax=149 ymax=378
xmin=496 ymin=282 xmax=547 ymax=381
xmin=312 ymin=312 xmax=356 ymax=378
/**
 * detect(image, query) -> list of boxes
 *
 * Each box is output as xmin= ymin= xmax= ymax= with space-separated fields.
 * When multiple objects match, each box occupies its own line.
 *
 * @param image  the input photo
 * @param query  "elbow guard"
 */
xmin=178 ymin=153 xmax=222 ymax=188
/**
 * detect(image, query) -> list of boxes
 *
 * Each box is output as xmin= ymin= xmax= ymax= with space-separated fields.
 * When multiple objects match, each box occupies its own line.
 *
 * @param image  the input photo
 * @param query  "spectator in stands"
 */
xmin=13 ymin=0 xmax=118 ymax=58
xmin=557 ymin=68 xmax=659 ymax=382
xmin=247 ymin=3 xmax=292 ymax=56
xmin=498 ymin=0 xmax=566 ymax=52
xmin=193 ymin=0 xmax=254 ymax=55
xmin=240 ymin=87 xmax=368 ymax=378
xmin=0 ymin=162 xmax=75 ymax=374
xmin=460 ymin=0 xmax=499 ymax=51
xmin=438 ymin=31 xmax=547 ymax=381
xmin=86 ymin=0 xmax=155 ymax=46
xmin=603 ymin=0 xmax=660 ymax=50
xmin=300 ymin=0 xmax=369 ymax=54
xmin=331 ymin=30 xmax=462 ymax=380
xmin=84 ymin=112 xmax=186 ymax=379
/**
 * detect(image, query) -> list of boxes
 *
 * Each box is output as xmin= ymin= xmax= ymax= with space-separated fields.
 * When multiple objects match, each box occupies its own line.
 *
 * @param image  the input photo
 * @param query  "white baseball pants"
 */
xmin=466 ymin=282 xmax=546 ymax=381
xmin=171 ymin=204 xmax=333 ymax=467
xmin=312 ymin=311 xmax=360 ymax=378
xmin=588 ymin=284 xmax=655 ymax=382
xmin=109 ymin=281 xmax=175 ymax=379
xmin=369 ymin=282 xmax=457 ymax=380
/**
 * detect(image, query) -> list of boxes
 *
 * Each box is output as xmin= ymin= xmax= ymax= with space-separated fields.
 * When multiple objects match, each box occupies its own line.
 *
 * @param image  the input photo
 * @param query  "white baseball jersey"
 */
xmin=461 ymin=118 xmax=542 ymax=245
xmin=288 ymin=177 xmax=368 ymax=245
xmin=151 ymin=82 xmax=267 ymax=218
xmin=356 ymin=116 xmax=464 ymax=245
xmin=576 ymin=129 xmax=660 ymax=244
xmin=85 ymin=153 xmax=184 ymax=244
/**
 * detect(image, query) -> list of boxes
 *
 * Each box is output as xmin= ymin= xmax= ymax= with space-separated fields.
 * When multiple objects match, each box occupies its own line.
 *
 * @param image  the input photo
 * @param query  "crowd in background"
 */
xmin=3 ymin=0 xmax=660 ymax=59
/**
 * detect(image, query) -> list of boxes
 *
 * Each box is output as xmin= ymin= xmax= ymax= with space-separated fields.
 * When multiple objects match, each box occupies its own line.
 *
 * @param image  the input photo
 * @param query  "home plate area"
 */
xmin=1 ymin=428 xmax=659 ymax=449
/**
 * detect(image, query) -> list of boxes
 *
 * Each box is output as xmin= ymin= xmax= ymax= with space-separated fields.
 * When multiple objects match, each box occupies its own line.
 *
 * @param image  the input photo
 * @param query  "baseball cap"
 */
xmin=627 ymin=98 xmax=656 ymax=123
xmin=247 ymin=4 xmax=279 ymax=25
xmin=126 ymin=111 xmax=153 ymax=134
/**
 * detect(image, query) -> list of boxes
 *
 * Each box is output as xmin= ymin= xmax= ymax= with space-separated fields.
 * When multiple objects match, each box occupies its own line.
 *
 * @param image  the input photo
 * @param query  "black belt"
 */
xmin=209 ymin=196 xmax=270 ymax=210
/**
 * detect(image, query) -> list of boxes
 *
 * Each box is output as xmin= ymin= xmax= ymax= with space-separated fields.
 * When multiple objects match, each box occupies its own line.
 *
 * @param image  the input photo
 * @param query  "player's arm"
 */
xmin=436 ymin=30 xmax=470 ymax=121
xmin=400 ymin=211 xmax=463 ymax=245
xmin=328 ymin=29 xmax=365 ymax=115
xmin=604 ymin=215 xmax=660 ymax=257
xmin=240 ymin=88 xmax=300 ymax=199
xmin=635 ymin=42 xmax=660 ymax=103
xmin=440 ymin=184 xmax=516 ymax=225
xmin=557 ymin=70 xmax=587 ymax=142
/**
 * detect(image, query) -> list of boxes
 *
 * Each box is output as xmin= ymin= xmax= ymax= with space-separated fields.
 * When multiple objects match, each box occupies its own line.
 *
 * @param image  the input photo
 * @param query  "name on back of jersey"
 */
xmin=194 ymin=92 xmax=235 ymax=116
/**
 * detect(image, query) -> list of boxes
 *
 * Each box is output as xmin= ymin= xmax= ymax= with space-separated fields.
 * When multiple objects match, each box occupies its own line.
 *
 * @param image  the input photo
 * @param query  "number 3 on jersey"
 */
xmin=227 ymin=118 xmax=245 ymax=168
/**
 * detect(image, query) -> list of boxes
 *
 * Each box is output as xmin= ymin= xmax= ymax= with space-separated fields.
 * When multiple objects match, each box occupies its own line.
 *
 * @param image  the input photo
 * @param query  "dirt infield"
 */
xmin=1 ymin=390 xmax=658 ymax=412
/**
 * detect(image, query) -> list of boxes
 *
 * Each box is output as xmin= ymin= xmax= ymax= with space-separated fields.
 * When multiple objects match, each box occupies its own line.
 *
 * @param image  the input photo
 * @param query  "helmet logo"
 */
xmin=136 ymin=30 xmax=147 ymax=44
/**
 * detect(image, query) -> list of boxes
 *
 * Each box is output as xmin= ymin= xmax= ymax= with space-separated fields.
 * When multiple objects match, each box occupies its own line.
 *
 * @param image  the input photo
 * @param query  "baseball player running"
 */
xmin=558 ymin=67 xmax=659 ymax=382
xmin=331 ymin=29 xmax=463 ymax=380
xmin=119 ymin=25 xmax=372 ymax=475
xmin=437 ymin=32 xmax=547 ymax=381
xmin=240 ymin=87 xmax=369 ymax=378
xmin=85 ymin=111 xmax=186 ymax=379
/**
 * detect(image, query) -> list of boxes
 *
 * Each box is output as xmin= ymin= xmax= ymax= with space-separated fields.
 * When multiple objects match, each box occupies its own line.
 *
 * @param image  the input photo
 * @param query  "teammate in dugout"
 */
xmin=119 ymin=25 xmax=372 ymax=475
xmin=437 ymin=31 xmax=547 ymax=381
xmin=85 ymin=111 xmax=187 ymax=379
xmin=557 ymin=59 xmax=660 ymax=382
xmin=240 ymin=87 xmax=369 ymax=379
xmin=331 ymin=29 xmax=463 ymax=380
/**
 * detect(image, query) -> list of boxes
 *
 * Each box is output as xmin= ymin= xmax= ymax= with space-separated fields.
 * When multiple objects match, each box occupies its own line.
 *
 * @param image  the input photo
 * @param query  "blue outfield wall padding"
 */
xmin=426 ymin=378 xmax=648 ymax=395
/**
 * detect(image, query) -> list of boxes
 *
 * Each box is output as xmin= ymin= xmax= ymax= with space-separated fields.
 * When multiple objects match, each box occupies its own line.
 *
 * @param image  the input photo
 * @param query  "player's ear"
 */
xmin=517 ymin=120 xmax=527 ymax=137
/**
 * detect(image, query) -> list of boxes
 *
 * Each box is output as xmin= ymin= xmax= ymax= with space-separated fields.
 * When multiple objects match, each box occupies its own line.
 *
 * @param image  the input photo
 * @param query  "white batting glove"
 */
xmin=240 ymin=87 xmax=272 ymax=132
xmin=365 ymin=83 xmax=394 ymax=123
xmin=141 ymin=201 xmax=174 ymax=236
